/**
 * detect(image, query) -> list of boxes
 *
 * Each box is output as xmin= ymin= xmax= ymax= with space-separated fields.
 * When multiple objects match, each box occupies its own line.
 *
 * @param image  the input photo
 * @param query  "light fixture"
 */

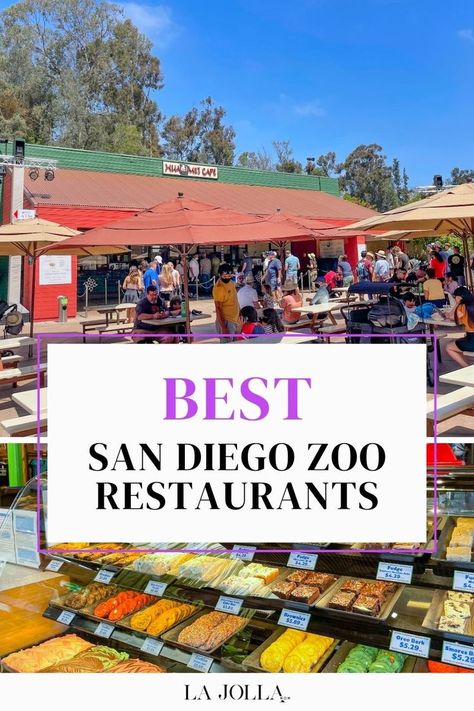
xmin=13 ymin=138 xmax=25 ymax=163
xmin=44 ymin=169 xmax=55 ymax=181
xmin=433 ymin=174 xmax=443 ymax=189
xmin=28 ymin=168 xmax=39 ymax=181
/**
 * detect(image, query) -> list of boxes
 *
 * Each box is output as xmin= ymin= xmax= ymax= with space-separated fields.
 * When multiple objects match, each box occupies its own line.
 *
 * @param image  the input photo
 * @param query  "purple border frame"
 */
xmin=35 ymin=331 xmax=437 ymax=556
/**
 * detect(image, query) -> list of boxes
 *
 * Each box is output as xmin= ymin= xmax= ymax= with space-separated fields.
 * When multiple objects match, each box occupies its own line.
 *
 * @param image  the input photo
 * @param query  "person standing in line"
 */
xmin=142 ymin=260 xmax=158 ymax=291
xmin=337 ymin=254 xmax=354 ymax=287
xmin=212 ymin=263 xmax=241 ymax=342
xmin=386 ymin=247 xmax=395 ymax=277
xmin=374 ymin=250 xmax=390 ymax=282
xmin=189 ymin=254 xmax=200 ymax=296
xmin=170 ymin=261 xmax=181 ymax=296
xmin=285 ymin=249 xmax=300 ymax=283
xmin=392 ymin=245 xmax=409 ymax=271
xmin=241 ymin=251 xmax=253 ymax=277
xmin=199 ymin=252 xmax=212 ymax=294
xmin=122 ymin=266 xmax=143 ymax=322
xmin=429 ymin=243 xmax=446 ymax=279
xmin=448 ymin=246 xmax=465 ymax=286
xmin=158 ymin=262 xmax=175 ymax=306
xmin=211 ymin=253 xmax=221 ymax=278
xmin=154 ymin=255 xmax=162 ymax=277
xmin=264 ymin=251 xmax=282 ymax=299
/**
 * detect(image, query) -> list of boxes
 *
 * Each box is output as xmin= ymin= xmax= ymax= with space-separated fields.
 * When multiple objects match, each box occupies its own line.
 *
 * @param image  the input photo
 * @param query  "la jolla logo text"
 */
xmin=47 ymin=343 xmax=427 ymax=542
xmin=185 ymin=684 xmax=290 ymax=703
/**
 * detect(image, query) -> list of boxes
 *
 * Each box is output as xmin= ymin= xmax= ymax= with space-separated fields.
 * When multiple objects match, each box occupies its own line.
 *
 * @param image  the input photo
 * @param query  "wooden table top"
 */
xmin=145 ymin=313 xmax=211 ymax=327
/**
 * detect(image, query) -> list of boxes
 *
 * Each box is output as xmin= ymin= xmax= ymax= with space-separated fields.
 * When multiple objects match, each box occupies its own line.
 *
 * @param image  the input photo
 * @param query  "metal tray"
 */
xmin=48 ymin=585 xmax=123 ymax=615
xmin=115 ymin=602 xmax=200 ymax=638
xmin=431 ymin=517 xmax=474 ymax=571
xmin=242 ymin=628 xmax=338 ymax=673
xmin=320 ymin=640 xmax=416 ymax=673
xmin=422 ymin=589 xmax=474 ymax=642
xmin=78 ymin=591 xmax=156 ymax=625
xmin=161 ymin=608 xmax=250 ymax=655
xmin=267 ymin=572 xmax=340 ymax=608
xmin=314 ymin=576 xmax=405 ymax=622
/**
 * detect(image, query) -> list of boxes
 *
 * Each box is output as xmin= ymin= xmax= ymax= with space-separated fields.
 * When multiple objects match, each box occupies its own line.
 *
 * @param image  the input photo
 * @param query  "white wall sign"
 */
xmin=163 ymin=161 xmax=218 ymax=180
xmin=39 ymin=256 xmax=72 ymax=286
xmin=47 ymin=343 xmax=426 ymax=544
xmin=319 ymin=239 xmax=345 ymax=259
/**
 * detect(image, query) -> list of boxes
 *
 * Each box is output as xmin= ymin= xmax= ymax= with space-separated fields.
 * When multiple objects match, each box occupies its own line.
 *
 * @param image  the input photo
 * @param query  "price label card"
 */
xmin=442 ymin=641 xmax=474 ymax=670
xmin=46 ymin=559 xmax=63 ymax=572
xmin=187 ymin=653 xmax=213 ymax=673
xmin=144 ymin=580 xmax=167 ymax=596
xmin=215 ymin=596 xmax=244 ymax=615
xmin=453 ymin=570 xmax=474 ymax=592
xmin=389 ymin=631 xmax=431 ymax=658
xmin=230 ymin=545 xmax=256 ymax=562
xmin=287 ymin=552 xmax=318 ymax=571
xmin=377 ymin=562 xmax=413 ymax=584
xmin=94 ymin=569 xmax=115 ymax=584
xmin=278 ymin=609 xmax=311 ymax=632
xmin=141 ymin=637 xmax=164 ymax=657
xmin=95 ymin=622 xmax=115 ymax=639
xmin=57 ymin=610 xmax=75 ymax=625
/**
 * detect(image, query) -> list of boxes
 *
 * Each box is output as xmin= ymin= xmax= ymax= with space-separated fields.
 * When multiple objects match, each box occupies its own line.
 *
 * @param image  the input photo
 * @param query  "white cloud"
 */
xmin=458 ymin=29 xmax=474 ymax=43
xmin=120 ymin=3 xmax=181 ymax=49
xmin=292 ymin=100 xmax=325 ymax=117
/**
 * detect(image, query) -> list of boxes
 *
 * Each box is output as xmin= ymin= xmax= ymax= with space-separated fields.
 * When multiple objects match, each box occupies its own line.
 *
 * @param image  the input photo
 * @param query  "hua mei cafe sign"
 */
xmin=163 ymin=160 xmax=219 ymax=180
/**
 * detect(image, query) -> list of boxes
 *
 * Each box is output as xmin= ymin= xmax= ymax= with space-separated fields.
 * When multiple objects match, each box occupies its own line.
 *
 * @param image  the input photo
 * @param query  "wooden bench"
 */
xmin=426 ymin=387 xmax=474 ymax=435
xmin=316 ymin=325 xmax=347 ymax=342
xmin=0 ymin=362 xmax=47 ymax=388
xmin=2 ymin=413 xmax=47 ymax=436
xmin=97 ymin=323 xmax=134 ymax=342
xmin=284 ymin=319 xmax=313 ymax=333
xmin=81 ymin=318 xmax=107 ymax=342
xmin=0 ymin=355 xmax=23 ymax=368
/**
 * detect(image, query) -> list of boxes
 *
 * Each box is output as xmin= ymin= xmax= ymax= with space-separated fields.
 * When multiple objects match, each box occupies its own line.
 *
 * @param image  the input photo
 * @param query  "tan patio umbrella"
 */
xmin=0 ymin=218 xmax=128 ymax=341
xmin=344 ymin=183 xmax=474 ymax=289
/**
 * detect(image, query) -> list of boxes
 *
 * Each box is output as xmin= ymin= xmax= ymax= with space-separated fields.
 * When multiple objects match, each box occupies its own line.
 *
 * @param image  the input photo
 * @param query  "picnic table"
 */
xmin=0 ymin=336 xmax=36 ymax=350
xmin=96 ymin=303 xmax=134 ymax=326
xmin=12 ymin=387 xmax=47 ymax=415
xmin=440 ymin=365 xmax=474 ymax=388
xmin=145 ymin=313 xmax=210 ymax=328
xmin=418 ymin=317 xmax=458 ymax=363
xmin=292 ymin=302 xmax=340 ymax=326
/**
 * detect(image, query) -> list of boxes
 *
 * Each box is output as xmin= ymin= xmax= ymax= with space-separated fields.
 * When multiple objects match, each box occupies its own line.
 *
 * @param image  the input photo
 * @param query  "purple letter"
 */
xmin=274 ymin=378 xmax=312 ymax=420
xmin=240 ymin=378 xmax=269 ymax=420
xmin=204 ymin=378 xmax=234 ymax=420
xmin=164 ymin=378 xmax=197 ymax=420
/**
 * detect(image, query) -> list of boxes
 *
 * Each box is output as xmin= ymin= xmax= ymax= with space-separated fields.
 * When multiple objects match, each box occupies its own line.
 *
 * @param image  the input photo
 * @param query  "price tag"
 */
xmin=46 ymin=559 xmax=63 ymax=572
xmin=215 ymin=596 xmax=244 ymax=615
xmin=453 ymin=570 xmax=474 ymax=592
xmin=231 ymin=545 xmax=256 ymax=562
xmin=377 ymin=562 xmax=413 ymax=584
xmin=144 ymin=580 xmax=167 ymax=596
xmin=389 ymin=631 xmax=431 ymax=658
xmin=95 ymin=622 xmax=115 ymax=639
xmin=278 ymin=609 xmax=311 ymax=631
xmin=442 ymin=641 xmax=474 ymax=670
xmin=287 ymin=552 xmax=318 ymax=571
xmin=141 ymin=637 xmax=164 ymax=657
xmin=57 ymin=610 xmax=75 ymax=625
xmin=94 ymin=569 xmax=115 ymax=584
xmin=187 ymin=653 xmax=213 ymax=673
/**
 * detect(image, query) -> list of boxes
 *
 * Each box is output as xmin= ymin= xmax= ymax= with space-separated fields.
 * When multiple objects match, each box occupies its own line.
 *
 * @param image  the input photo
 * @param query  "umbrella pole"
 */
xmin=28 ymin=256 xmax=37 ymax=358
xmin=464 ymin=234 xmax=473 ymax=292
xmin=181 ymin=245 xmax=191 ymax=341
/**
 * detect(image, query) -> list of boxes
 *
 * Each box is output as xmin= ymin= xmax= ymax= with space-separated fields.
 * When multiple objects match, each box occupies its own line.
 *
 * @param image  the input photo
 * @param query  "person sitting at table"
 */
xmin=324 ymin=270 xmax=339 ymax=291
xmin=446 ymin=286 xmax=474 ymax=367
xmin=240 ymin=306 xmax=266 ymax=338
xmin=423 ymin=268 xmax=446 ymax=307
xmin=260 ymin=308 xmax=284 ymax=334
xmin=261 ymin=283 xmax=279 ymax=309
xmin=280 ymin=281 xmax=303 ymax=325
xmin=134 ymin=286 xmax=176 ymax=343
xmin=444 ymin=271 xmax=459 ymax=296
xmin=388 ymin=267 xmax=408 ymax=297
xmin=308 ymin=278 xmax=330 ymax=305
xmin=237 ymin=275 xmax=260 ymax=309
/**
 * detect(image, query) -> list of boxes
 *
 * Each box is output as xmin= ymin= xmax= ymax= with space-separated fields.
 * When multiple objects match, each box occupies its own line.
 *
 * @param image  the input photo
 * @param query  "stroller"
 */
xmin=0 ymin=300 xmax=24 ymax=359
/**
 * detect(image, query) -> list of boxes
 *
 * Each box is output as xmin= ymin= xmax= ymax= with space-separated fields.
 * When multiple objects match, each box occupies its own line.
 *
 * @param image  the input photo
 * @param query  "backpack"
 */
xmin=356 ymin=260 xmax=369 ymax=280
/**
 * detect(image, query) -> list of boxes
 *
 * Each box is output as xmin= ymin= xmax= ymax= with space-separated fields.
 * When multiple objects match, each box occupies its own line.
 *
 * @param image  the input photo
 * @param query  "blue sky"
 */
xmin=3 ymin=0 xmax=474 ymax=185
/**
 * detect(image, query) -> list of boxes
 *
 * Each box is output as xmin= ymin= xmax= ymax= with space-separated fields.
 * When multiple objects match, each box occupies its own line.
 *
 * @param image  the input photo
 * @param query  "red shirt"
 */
xmin=430 ymin=256 xmax=445 ymax=278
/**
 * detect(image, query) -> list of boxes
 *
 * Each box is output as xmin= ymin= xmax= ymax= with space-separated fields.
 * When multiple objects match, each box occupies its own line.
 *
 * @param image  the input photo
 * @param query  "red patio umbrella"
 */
xmin=48 ymin=195 xmax=318 ymax=334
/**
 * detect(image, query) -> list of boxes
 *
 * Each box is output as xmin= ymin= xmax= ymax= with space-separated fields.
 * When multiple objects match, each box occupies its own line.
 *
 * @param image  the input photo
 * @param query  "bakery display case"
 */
xmin=1 ymin=473 xmax=474 ymax=674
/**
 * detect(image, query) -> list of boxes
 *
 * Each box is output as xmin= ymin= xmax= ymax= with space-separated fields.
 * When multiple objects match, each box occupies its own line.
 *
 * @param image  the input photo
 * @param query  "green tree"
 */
xmin=450 ymin=167 xmax=474 ymax=185
xmin=401 ymin=168 xmax=410 ymax=203
xmin=0 ymin=0 xmax=163 ymax=153
xmin=337 ymin=144 xmax=397 ymax=211
xmin=161 ymin=97 xmax=235 ymax=165
xmin=273 ymin=140 xmax=302 ymax=173
xmin=392 ymin=158 xmax=401 ymax=205
xmin=237 ymin=149 xmax=273 ymax=171
xmin=315 ymin=151 xmax=337 ymax=176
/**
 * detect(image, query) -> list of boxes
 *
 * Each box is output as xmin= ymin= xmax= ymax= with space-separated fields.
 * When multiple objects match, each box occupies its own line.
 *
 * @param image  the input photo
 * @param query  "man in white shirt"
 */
xmin=374 ymin=251 xmax=390 ymax=281
xmin=237 ymin=276 xmax=260 ymax=309
xmin=199 ymin=252 xmax=212 ymax=294
xmin=189 ymin=255 xmax=200 ymax=296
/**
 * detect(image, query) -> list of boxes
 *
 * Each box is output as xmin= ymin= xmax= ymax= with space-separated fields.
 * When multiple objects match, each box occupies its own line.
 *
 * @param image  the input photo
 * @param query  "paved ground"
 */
xmin=0 ymin=299 xmax=471 ymax=437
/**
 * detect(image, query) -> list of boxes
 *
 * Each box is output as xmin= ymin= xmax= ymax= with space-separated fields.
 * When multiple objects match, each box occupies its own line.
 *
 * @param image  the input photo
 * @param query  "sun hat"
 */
xmin=366 ymin=251 xmax=375 ymax=259
xmin=375 ymin=250 xmax=386 ymax=257
xmin=245 ymin=275 xmax=255 ymax=285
